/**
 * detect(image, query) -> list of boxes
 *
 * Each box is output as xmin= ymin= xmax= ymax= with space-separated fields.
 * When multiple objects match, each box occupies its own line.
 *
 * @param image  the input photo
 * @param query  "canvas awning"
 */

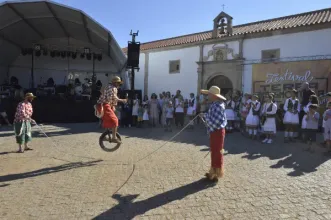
xmin=0 ymin=0 xmax=127 ymax=71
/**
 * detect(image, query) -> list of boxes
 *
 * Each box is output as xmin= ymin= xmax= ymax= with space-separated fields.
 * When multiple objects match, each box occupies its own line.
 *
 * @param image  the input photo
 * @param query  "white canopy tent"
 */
xmin=0 ymin=0 xmax=127 ymax=89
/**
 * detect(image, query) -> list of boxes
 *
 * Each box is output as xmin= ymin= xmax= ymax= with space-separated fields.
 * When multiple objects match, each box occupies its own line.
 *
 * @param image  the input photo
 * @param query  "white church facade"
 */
xmin=124 ymin=8 xmax=331 ymax=101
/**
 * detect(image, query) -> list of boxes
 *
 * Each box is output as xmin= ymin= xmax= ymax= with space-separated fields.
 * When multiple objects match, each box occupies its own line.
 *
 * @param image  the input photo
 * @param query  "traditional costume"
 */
xmin=201 ymin=86 xmax=227 ymax=182
xmin=14 ymin=93 xmax=36 ymax=152
xmin=283 ymin=96 xmax=300 ymax=141
xmin=225 ymin=99 xmax=235 ymax=132
xmin=245 ymin=96 xmax=261 ymax=139
xmin=240 ymin=94 xmax=251 ymax=133
xmin=301 ymin=102 xmax=312 ymax=129
xmin=261 ymin=102 xmax=277 ymax=144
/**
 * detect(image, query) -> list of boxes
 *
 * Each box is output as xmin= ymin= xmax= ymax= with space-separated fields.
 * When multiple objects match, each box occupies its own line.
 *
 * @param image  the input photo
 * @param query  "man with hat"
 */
xmin=199 ymin=86 xmax=227 ymax=182
xmin=14 ymin=93 xmax=36 ymax=153
xmin=95 ymin=76 xmax=127 ymax=143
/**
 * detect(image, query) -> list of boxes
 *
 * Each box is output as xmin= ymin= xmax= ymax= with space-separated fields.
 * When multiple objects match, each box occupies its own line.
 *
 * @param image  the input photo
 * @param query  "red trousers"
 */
xmin=97 ymin=103 xmax=118 ymax=129
xmin=210 ymin=128 xmax=225 ymax=168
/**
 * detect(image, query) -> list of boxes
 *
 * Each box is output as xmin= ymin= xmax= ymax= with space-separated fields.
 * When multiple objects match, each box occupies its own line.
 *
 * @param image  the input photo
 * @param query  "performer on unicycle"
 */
xmin=95 ymin=76 xmax=127 ymax=144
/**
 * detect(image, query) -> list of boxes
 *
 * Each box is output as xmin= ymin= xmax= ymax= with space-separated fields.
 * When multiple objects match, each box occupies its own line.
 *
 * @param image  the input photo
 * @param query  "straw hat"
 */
xmin=25 ymin=93 xmax=36 ymax=98
xmin=200 ymin=86 xmax=226 ymax=101
xmin=111 ymin=76 xmax=123 ymax=84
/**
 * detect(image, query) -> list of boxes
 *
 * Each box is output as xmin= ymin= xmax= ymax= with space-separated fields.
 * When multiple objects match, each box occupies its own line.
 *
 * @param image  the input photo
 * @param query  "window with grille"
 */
xmin=169 ymin=60 xmax=180 ymax=74
xmin=261 ymin=49 xmax=280 ymax=61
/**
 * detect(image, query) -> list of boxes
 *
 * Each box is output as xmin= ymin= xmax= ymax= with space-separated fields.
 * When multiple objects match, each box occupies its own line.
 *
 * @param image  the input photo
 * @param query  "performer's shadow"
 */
xmin=93 ymin=178 xmax=215 ymax=220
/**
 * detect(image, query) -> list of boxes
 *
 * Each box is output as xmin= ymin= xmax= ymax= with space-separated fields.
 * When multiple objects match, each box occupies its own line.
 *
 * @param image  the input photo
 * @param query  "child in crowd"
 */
xmin=165 ymin=101 xmax=174 ymax=132
xmin=175 ymin=97 xmax=185 ymax=128
xmin=143 ymin=104 xmax=149 ymax=124
xmin=241 ymin=93 xmax=251 ymax=134
xmin=301 ymin=95 xmax=319 ymax=140
xmin=187 ymin=93 xmax=196 ymax=129
xmin=116 ymin=105 xmax=122 ymax=128
xmin=323 ymin=102 xmax=331 ymax=154
xmin=304 ymin=104 xmax=319 ymax=152
xmin=137 ymin=102 xmax=144 ymax=128
xmin=225 ymin=93 xmax=235 ymax=133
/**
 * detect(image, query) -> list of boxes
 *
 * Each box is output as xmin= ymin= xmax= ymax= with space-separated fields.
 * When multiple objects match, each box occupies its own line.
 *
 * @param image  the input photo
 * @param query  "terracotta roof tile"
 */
xmin=122 ymin=8 xmax=331 ymax=53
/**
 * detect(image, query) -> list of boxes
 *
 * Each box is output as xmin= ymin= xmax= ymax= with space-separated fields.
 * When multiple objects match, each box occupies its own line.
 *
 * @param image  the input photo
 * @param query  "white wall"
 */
xmin=133 ymin=53 xmax=145 ymax=92
xmin=242 ymin=28 xmax=331 ymax=93
xmin=148 ymin=46 xmax=200 ymax=98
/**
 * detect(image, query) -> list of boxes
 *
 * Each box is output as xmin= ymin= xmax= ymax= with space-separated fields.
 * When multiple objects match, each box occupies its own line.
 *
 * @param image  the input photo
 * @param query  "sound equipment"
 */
xmin=127 ymin=42 xmax=140 ymax=68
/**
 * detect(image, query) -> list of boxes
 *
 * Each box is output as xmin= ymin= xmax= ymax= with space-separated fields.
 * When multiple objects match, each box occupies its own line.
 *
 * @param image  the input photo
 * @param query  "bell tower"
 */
xmin=212 ymin=11 xmax=233 ymax=38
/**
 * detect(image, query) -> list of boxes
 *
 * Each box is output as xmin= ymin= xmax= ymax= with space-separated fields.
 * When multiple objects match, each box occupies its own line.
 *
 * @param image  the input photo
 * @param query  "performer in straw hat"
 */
xmin=95 ymin=76 xmax=127 ymax=143
xmin=200 ymin=86 xmax=227 ymax=182
xmin=14 ymin=93 xmax=36 ymax=153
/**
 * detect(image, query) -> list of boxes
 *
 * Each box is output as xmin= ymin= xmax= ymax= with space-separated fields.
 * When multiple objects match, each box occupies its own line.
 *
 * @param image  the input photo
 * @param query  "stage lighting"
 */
xmin=50 ymin=51 xmax=55 ymax=57
xmin=34 ymin=44 xmax=41 ymax=51
xmin=97 ymin=54 xmax=102 ymax=61
xmin=80 ymin=53 xmax=85 ymax=59
xmin=86 ymin=53 xmax=91 ymax=60
xmin=84 ymin=47 xmax=90 ymax=54
xmin=72 ymin=52 xmax=77 ymax=59
xmin=43 ymin=49 xmax=48 ymax=56
xmin=61 ymin=51 xmax=66 ymax=58
xmin=21 ymin=49 xmax=27 ymax=56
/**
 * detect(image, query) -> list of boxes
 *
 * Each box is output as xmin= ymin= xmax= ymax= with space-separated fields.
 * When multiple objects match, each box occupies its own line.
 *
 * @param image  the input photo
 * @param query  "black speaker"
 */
xmin=127 ymin=42 xmax=140 ymax=68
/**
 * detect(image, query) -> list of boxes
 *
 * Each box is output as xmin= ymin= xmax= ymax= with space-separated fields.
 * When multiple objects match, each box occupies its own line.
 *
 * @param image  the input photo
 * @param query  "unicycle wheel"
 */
xmin=99 ymin=130 xmax=122 ymax=152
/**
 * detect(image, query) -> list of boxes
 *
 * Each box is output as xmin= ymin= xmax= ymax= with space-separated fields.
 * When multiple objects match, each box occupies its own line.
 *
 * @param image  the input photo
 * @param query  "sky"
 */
xmin=3 ymin=0 xmax=331 ymax=48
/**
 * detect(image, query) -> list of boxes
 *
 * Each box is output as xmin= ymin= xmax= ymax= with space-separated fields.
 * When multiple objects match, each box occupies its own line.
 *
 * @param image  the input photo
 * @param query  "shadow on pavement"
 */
xmin=225 ymin=132 xmax=330 ymax=177
xmin=93 ymin=178 xmax=215 ymax=220
xmin=13 ymin=122 xmax=210 ymax=147
xmin=0 ymin=160 xmax=102 ymax=183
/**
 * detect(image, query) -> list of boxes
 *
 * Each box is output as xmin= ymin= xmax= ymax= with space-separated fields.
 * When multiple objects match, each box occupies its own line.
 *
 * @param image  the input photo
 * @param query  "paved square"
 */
xmin=1 ymin=123 xmax=331 ymax=220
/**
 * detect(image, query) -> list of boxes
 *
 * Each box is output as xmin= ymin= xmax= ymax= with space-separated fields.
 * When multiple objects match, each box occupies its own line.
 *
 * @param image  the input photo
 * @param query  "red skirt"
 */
xmin=210 ymin=128 xmax=225 ymax=168
xmin=97 ymin=103 xmax=118 ymax=129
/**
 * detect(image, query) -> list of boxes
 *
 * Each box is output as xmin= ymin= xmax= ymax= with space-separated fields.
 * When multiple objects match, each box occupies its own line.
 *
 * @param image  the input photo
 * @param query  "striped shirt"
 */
xmin=203 ymin=101 xmax=227 ymax=133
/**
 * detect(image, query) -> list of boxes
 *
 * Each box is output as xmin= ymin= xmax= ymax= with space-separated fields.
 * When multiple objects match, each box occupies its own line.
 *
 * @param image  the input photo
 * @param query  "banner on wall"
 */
xmin=252 ymin=60 xmax=331 ymax=103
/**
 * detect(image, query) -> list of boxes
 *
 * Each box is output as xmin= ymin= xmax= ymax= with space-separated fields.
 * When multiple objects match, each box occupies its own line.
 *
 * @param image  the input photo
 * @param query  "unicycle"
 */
xmin=99 ymin=129 xmax=122 ymax=152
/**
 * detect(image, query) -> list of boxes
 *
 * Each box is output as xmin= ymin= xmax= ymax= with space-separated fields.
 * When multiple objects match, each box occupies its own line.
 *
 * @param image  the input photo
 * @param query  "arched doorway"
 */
xmin=207 ymin=75 xmax=233 ymax=95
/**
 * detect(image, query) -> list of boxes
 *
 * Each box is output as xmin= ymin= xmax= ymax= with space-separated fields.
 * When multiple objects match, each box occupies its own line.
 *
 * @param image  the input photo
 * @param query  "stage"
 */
xmin=2 ymin=98 xmax=98 ymax=124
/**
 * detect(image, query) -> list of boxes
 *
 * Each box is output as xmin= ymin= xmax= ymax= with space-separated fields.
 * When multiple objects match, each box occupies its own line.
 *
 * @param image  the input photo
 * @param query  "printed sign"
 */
xmin=252 ymin=60 xmax=331 ymax=103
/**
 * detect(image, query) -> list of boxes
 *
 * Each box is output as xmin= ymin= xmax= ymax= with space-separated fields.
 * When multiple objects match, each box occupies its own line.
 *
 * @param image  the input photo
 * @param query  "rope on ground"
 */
xmin=34 ymin=114 xmax=210 ymax=196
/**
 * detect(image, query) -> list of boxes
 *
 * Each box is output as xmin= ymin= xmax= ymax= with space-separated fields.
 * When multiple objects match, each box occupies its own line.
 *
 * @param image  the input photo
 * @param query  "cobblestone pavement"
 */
xmin=1 ymin=123 xmax=331 ymax=220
